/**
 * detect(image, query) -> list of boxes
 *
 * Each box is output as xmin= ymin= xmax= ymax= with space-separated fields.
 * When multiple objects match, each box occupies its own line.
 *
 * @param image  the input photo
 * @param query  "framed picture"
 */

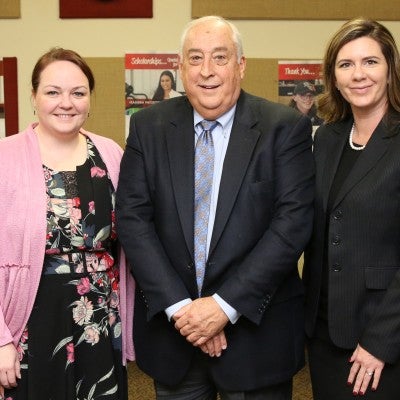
xmin=60 ymin=0 xmax=152 ymax=19
xmin=0 ymin=57 xmax=19 ymax=137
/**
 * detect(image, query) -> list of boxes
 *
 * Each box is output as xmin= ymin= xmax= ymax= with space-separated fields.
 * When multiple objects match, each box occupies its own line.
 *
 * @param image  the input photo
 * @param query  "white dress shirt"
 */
xmin=166 ymin=105 xmax=241 ymax=324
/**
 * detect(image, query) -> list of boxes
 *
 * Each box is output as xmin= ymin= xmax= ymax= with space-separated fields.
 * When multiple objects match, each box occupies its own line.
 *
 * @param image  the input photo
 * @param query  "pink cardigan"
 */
xmin=0 ymin=124 xmax=135 ymax=364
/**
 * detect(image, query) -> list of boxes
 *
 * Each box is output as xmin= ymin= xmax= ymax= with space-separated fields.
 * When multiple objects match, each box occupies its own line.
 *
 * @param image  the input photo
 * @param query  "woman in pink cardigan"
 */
xmin=0 ymin=48 xmax=134 ymax=400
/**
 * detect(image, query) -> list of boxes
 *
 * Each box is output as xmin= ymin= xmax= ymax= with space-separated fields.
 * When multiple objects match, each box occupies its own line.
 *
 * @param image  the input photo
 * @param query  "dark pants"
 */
xmin=154 ymin=353 xmax=292 ymax=400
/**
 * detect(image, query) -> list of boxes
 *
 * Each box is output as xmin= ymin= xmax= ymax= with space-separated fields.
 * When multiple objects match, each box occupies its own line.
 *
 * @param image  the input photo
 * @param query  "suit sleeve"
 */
xmin=360 ymin=268 xmax=400 ymax=363
xmin=217 ymin=114 xmax=315 ymax=325
xmin=116 ymin=115 xmax=191 ymax=320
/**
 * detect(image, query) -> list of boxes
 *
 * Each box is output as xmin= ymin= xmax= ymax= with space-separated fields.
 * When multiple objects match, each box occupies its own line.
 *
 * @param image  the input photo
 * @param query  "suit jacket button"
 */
xmin=332 ymin=235 xmax=340 ymax=245
xmin=332 ymin=263 xmax=341 ymax=272
xmin=187 ymin=262 xmax=194 ymax=270
xmin=333 ymin=210 xmax=343 ymax=220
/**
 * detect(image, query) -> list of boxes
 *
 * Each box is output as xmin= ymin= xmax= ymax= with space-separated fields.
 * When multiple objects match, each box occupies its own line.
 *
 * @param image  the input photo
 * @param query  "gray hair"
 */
xmin=179 ymin=16 xmax=243 ymax=63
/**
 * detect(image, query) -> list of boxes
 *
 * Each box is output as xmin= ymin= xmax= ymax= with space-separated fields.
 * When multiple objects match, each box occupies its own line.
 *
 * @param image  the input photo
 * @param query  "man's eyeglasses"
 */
xmin=187 ymin=52 xmax=232 ymax=66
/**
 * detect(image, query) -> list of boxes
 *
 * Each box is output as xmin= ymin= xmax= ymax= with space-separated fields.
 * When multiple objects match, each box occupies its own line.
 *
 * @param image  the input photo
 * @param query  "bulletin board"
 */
xmin=192 ymin=0 xmax=400 ymax=20
xmin=84 ymin=58 xmax=126 ymax=148
xmin=242 ymin=58 xmax=279 ymax=102
xmin=84 ymin=57 xmax=284 ymax=147
xmin=0 ymin=0 xmax=20 ymax=18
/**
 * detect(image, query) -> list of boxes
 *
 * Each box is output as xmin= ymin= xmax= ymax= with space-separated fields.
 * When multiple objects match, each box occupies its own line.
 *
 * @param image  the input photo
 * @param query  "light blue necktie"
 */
xmin=194 ymin=120 xmax=218 ymax=295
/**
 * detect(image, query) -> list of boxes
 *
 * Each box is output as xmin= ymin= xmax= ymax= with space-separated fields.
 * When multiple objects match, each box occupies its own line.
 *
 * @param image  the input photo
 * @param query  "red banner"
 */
xmin=125 ymin=54 xmax=180 ymax=70
xmin=278 ymin=63 xmax=322 ymax=81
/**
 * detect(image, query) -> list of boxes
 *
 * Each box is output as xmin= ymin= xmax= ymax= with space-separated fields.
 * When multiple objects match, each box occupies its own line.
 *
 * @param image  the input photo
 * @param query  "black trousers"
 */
xmin=308 ymin=323 xmax=400 ymax=400
xmin=154 ymin=352 xmax=292 ymax=400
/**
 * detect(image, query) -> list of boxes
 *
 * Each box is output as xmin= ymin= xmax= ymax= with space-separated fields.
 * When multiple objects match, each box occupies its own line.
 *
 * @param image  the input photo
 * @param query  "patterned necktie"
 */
xmin=194 ymin=120 xmax=218 ymax=295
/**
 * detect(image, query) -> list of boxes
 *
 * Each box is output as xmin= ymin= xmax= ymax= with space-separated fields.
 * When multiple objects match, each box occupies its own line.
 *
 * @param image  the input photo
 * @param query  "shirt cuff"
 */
xmin=213 ymin=293 xmax=241 ymax=324
xmin=165 ymin=298 xmax=192 ymax=321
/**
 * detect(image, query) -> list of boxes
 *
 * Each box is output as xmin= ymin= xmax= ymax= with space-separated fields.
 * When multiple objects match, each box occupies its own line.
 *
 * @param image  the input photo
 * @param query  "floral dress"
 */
xmin=5 ymin=139 xmax=127 ymax=400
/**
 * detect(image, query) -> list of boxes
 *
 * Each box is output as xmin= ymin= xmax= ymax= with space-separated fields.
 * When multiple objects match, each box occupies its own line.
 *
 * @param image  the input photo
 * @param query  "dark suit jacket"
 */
xmin=116 ymin=91 xmax=314 ymax=390
xmin=304 ymin=117 xmax=400 ymax=364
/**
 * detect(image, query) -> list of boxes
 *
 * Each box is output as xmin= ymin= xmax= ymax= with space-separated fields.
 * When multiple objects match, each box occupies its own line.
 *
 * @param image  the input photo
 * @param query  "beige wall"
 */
xmin=2 ymin=0 xmax=400 ymax=130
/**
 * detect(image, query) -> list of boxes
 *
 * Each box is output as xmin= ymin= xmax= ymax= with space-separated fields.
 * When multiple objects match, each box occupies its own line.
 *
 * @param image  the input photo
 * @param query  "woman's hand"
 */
xmin=347 ymin=344 xmax=385 ymax=395
xmin=0 ymin=343 xmax=21 ymax=390
xmin=199 ymin=330 xmax=227 ymax=357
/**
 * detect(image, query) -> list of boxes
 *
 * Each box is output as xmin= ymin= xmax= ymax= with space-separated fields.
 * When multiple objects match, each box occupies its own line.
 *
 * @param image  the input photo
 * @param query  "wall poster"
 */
xmin=124 ymin=53 xmax=184 ymax=137
xmin=278 ymin=60 xmax=323 ymax=132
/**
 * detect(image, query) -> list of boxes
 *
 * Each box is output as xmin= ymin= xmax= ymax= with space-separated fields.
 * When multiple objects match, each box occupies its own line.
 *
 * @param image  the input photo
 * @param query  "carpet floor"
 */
xmin=127 ymin=361 xmax=313 ymax=399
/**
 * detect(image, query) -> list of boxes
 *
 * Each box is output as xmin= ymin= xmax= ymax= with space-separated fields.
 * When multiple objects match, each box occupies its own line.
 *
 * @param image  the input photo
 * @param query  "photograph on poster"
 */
xmin=124 ymin=53 xmax=184 ymax=137
xmin=278 ymin=60 xmax=324 ymax=130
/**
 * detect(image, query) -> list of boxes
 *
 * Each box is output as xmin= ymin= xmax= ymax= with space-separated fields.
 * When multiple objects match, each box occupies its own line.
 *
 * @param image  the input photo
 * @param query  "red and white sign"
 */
xmin=278 ymin=61 xmax=322 ymax=81
xmin=125 ymin=54 xmax=179 ymax=70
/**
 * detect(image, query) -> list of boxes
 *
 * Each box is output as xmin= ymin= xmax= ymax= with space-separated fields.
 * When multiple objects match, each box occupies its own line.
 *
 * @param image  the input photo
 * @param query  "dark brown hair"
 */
xmin=31 ymin=47 xmax=95 ymax=94
xmin=318 ymin=18 xmax=400 ymax=123
xmin=152 ymin=70 xmax=177 ymax=101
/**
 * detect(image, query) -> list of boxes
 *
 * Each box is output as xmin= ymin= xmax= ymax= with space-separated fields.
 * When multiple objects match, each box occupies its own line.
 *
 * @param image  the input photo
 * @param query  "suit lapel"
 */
xmin=332 ymin=121 xmax=391 ymax=209
xmin=166 ymin=99 xmax=195 ymax=257
xmin=320 ymin=121 xmax=349 ymax=212
xmin=209 ymin=94 xmax=260 ymax=255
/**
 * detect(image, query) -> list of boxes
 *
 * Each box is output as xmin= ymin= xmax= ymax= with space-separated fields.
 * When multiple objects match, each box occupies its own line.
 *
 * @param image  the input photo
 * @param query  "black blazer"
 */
xmin=303 ymin=117 xmax=400 ymax=364
xmin=116 ymin=91 xmax=314 ymax=390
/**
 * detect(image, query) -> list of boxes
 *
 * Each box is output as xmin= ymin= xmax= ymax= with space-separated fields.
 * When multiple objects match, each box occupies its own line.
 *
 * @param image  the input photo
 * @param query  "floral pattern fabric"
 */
xmin=5 ymin=138 xmax=127 ymax=400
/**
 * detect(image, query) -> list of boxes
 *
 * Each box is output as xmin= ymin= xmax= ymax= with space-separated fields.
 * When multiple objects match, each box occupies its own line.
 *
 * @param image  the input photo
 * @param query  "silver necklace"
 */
xmin=349 ymin=123 xmax=366 ymax=151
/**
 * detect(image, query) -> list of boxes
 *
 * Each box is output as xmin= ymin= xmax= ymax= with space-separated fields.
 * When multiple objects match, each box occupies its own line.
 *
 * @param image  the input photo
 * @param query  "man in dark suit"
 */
xmin=116 ymin=15 xmax=314 ymax=399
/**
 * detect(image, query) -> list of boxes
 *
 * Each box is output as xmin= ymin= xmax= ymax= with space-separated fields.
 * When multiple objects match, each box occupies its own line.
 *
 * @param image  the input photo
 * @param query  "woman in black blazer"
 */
xmin=303 ymin=18 xmax=400 ymax=399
